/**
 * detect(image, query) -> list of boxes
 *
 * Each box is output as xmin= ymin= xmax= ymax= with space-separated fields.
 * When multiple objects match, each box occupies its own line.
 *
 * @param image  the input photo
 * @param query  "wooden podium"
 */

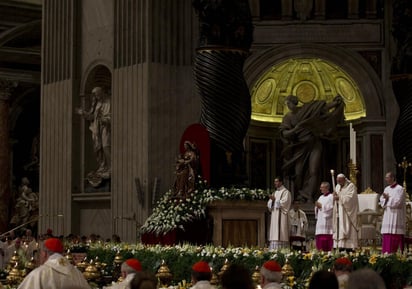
xmin=207 ymin=200 xmax=267 ymax=247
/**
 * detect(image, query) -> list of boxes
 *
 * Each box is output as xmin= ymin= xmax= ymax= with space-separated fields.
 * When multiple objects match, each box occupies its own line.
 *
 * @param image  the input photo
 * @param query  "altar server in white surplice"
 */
xmin=315 ymin=181 xmax=334 ymax=251
xmin=380 ymin=171 xmax=406 ymax=253
xmin=267 ymin=177 xmax=292 ymax=250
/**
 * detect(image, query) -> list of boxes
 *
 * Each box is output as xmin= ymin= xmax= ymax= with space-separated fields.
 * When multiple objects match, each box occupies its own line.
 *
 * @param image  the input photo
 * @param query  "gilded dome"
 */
xmin=251 ymin=58 xmax=366 ymax=123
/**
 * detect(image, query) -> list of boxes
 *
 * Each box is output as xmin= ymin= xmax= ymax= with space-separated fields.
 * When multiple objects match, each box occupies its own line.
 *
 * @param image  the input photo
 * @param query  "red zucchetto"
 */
xmin=263 ymin=260 xmax=281 ymax=272
xmin=335 ymin=257 xmax=352 ymax=266
xmin=126 ymin=258 xmax=142 ymax=272
xmin=44 ymin=238 xmax=64 ymax=253
xmin=192 ymin=261 xmax=211 ymax=273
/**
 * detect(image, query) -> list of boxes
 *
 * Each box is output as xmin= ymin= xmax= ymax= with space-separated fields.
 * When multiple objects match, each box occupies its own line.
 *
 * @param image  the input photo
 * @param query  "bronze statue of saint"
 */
xmin=280 ymin=95 xmax=344 ymax=202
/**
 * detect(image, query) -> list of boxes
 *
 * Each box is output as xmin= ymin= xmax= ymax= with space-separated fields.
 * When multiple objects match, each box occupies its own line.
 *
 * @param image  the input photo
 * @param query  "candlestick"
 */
xmin=349 ymin=123 xmax=353 ymax=162
xmin=353 ymin=127 xmax=356 ymax=165
xmin=349 ymin=123 xmax=356 ymax=165
xmin=330 ymin=169 xmax=336 ymax=192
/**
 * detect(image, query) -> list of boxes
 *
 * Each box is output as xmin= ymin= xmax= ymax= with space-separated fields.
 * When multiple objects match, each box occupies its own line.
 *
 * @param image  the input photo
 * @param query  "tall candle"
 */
xmin=349 ymin=123 xmax=354 ymax=162
xmin=353 ymin=127 xmax=356 ymax=165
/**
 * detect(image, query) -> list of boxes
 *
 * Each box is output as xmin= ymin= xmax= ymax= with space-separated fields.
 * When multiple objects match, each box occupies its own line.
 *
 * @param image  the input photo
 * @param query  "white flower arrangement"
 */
xmin=140 ymin=186 xmax=267 ymax=235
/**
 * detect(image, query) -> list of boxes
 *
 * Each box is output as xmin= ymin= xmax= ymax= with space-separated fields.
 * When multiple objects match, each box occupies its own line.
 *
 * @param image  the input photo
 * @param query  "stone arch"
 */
xmin=243 ymin=43 xmax=388 ymax=192
xmin=244 ymin=43 xmax=384 ymax=121
xmin=80 ymin=63 xmax=112 ymax=96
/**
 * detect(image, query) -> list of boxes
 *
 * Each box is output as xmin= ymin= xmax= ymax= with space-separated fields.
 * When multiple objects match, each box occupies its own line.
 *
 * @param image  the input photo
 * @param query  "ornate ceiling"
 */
xmin=0 ymin=0 xmax=41 ymax=82
xmin=250 ymin=58 xmax=366 ymax=123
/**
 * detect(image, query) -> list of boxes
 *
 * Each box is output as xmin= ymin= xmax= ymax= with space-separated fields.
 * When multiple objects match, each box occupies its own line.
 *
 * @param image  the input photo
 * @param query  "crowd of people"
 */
xmin=267 ymin=171 xmax=406 ymax=254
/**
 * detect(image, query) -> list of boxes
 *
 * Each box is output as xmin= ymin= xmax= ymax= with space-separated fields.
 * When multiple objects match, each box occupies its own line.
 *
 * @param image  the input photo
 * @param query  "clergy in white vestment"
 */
xmin=17 ymin=238 xmax=90 ymax=289
xmin=332 ymin=174 xmax=359 ymax=250
xmin=380 ymin=171 xmax=406 ymax=253
xmin=314 ymin=181 xmax=334 ymax=251
xmin=267 ymin=177 xmax=292 ymax=250
xmin=289 ymin=200 xmax=308 ymax=238
xmin=289 ymin=200 xmax=308 ymax=250
xmin=260 ymin=260 xmax=283 ymax=289
xmin=7 ymin=238 xmax=27 ymax=268
xmin=189 ymin=261 xmax=216 ymax=289
xmin=104 ymin=258 xmax=142 ymax=289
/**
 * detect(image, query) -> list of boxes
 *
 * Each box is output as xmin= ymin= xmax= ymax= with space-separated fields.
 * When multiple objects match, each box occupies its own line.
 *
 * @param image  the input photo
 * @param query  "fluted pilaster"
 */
xmin=39 ymin=0 xmax=75 ymax=235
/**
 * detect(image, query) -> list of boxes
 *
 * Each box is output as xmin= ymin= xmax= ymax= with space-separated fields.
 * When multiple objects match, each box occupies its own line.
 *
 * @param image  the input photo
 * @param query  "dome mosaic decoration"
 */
xmin=250 ymin=58 xmax=366 ymax=123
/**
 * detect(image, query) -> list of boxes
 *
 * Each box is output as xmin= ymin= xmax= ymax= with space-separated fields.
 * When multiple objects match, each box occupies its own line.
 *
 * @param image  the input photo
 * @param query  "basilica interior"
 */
xmin=0 ymin=0 xmax=411 ymax=243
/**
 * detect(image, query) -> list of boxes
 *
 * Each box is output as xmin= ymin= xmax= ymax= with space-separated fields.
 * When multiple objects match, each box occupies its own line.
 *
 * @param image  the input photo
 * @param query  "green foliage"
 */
xmin=80 ymin=243 xmax=412 ymax=289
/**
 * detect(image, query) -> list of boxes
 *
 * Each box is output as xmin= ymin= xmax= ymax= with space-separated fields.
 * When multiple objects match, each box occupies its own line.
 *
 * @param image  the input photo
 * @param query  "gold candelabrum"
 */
xmin=24 ymin=256 xmax=36 ymax=274
xmin=348 ymin=159 xmax=358 ymax=187
xmin=76 ymin=256 xmax=89 ymax=273
xmin=112 ymin=251 xmax=123 ymax=281
xmin=210 ymin=267 xmax=219 ymax=286
xmin=281 ymin=259 xmax=294 ymax=282
xmin=251 ymin=265 xmax=261 ymax=288
xmin=83 ymin=259 xmax=101 ymax=281
xmin=65 ymin=249 xmax=74 ymax=265
xmin=399 ymin=156 xmax=412 ymax=202
xmin=6 ymin=262 xmax=23 ymax=285
xmin=156 ymin=260 xmax=173 ymax=288
xmin=218 ymin=259 xmax=230 ymax=280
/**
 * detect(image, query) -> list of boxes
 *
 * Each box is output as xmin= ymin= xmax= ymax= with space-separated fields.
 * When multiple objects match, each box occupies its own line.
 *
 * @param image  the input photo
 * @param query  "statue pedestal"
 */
xmin=208 ymin=200 xmax=267 ymax=247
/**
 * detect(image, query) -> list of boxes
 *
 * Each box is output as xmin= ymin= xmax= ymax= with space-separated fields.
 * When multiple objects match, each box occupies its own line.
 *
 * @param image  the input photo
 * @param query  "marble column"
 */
xmin=0 ymin=80 xmax=15 ymax=233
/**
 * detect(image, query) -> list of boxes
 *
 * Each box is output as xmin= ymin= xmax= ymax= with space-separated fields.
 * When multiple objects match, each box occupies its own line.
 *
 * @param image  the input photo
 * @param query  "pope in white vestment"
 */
xmin=267 ymin=177 xmax=292 ymax=250
xmin=380 ymin=172 xmax=406 ymax=253
xmin=333 ymin=174 xmax=359 ymax=250
xmin=17 ymin=238 xmax=90 ymax=289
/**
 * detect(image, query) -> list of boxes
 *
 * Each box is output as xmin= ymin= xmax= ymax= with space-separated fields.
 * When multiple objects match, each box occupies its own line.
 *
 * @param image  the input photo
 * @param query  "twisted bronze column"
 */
xmin=193 ymin=0 xmax=253 ymax=186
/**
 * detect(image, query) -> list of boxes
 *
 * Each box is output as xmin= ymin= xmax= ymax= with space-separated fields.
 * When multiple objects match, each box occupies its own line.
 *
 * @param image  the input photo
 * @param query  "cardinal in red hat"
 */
xmin=333 ymin=257 xmax=353 ymax=289
xmin=260 ymin=260 xmax=283 ymax=289
xmin=17 ymin=237 xmax=90 ymax=289
xmin=190 ymin=261 xmax=215 ymax=289
xmin=104 ymin=258 xmax=143 ymax=289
